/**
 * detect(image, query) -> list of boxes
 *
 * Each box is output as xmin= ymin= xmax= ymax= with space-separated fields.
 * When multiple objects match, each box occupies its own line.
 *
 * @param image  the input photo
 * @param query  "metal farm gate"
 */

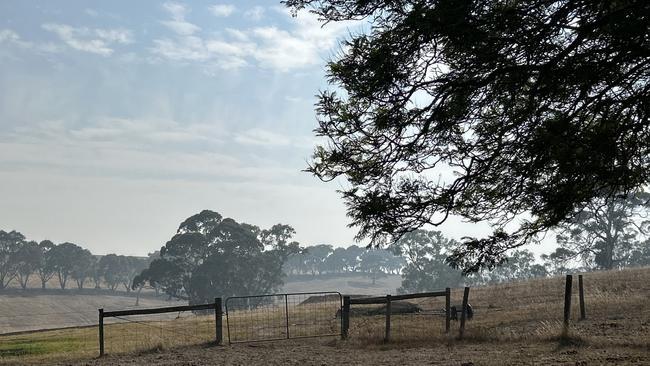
xmin=225 ymin=292 xmax=342 ymax=344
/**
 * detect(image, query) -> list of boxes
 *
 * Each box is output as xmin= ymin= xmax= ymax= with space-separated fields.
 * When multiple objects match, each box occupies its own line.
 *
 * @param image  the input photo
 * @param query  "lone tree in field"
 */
xmin=285 ymin=0 xmax=650 ymax=273
xmin=134 ymin=210 xmax=301 ymax=304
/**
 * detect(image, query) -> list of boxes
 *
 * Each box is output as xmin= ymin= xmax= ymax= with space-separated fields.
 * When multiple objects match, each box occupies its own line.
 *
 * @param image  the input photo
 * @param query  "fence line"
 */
xmin=342 ymin=288 xmax=461 ymax=342
xmin=98 ymin=298 xmax=222 ymax=356
xmin=225 ymin=291 xmax=342 ymax=344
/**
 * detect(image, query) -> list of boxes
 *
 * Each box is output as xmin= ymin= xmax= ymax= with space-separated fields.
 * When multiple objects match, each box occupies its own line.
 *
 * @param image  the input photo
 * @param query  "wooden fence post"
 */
xmin=98 ymin=308 xmax=104 ymax=357
xmin=564 ymin=274 xmax=573 ymax=328
xmin=459 ymin=287 xmax=470 ymax=339
xmin=578 ymin=275 xmax=586 ymax=320
xmin=342 ymin=296 xmax=350 ymax=340
xmin=384 ymin=295 xmax=392 ymax=343
xmin=284 ymin=294 xmax=290 ymax=339
xmin=445 ymin=288 xmax=451 ymax=334
xmin=215 ymin=298 xmax=223 ymax=345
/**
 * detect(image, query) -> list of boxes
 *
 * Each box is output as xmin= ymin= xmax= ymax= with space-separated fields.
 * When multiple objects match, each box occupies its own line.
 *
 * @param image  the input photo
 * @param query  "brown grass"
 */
xmin=2 ymin=267 xmax=650 ymax=365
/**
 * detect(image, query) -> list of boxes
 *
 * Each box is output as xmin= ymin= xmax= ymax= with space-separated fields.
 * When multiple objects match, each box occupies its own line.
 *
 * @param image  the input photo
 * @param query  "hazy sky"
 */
xmin=0 ymin=1 xmax=527 ymax=256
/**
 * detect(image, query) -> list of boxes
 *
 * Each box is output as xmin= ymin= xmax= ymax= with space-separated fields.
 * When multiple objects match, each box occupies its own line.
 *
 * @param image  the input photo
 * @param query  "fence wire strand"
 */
xmin=225 ymin=292 xmax=342 ymax=344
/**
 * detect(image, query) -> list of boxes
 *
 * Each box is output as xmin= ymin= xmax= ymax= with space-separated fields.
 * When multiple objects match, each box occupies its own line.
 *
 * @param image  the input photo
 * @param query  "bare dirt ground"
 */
xmin=0 ymin=290 xmax=177 ymax=334
xmin=59 ymin=335 xmax=650 ymax=366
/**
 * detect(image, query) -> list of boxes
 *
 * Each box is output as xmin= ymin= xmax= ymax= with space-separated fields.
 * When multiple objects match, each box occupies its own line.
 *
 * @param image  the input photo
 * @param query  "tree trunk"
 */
xmin=135 ymin=285 xmax=143 ymax=306
xmin=41 ymin=279 xmax=46 ymax=289
xmin=0 ymin=272 xmax=12 ymax=289
xmin=58 ymin=272 xmax=67 ymax=289
xmin=20 ymin=274 xmax=29 ymax=289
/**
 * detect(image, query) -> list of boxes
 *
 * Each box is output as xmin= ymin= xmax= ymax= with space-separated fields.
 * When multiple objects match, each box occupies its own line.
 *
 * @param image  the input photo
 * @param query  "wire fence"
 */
xmin=390 ymin=295 xmax=448 ymax=342
xmin=225 ymin=292 xmax=342 ymax=343
xmin=4 ymin=269 xmax=644 ymax=363
xmin=102 ymin=311 xmax=217 ymax=355
xmin=344 ymin=290 xmax=452 ymax=344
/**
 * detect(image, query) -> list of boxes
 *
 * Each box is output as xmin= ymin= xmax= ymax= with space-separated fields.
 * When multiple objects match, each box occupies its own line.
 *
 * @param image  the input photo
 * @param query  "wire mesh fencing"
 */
xmin=390 ymin=295 xmax=449 ymax=342
xmin=100 ymin=301 xmax=221 ymax=356
xmin=225 ymin=292 xmax=342 ymax=343
xmin=343 ymin=290 xmax=452 ymax=344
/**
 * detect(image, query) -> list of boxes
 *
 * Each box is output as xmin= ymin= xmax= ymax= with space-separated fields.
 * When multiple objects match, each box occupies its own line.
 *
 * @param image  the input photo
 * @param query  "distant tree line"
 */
xmin=4 ymin=194 xmax=648 ymax=301
xmin=283 ymin=244 xmax=406 ymax=280
xmin=0 ymin=230 xmax=151 ymax=292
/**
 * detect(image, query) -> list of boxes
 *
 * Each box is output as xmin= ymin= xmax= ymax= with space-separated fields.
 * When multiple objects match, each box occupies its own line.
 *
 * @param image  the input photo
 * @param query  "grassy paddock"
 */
xmin=1 ymin=267 xmax=649 ymax=364
xmin=345 ymin=267 xmax=650 ymax=348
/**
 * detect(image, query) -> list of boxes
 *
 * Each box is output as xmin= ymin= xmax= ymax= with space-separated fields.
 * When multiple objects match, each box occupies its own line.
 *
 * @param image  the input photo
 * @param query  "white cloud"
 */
xmin=234 ymin=128 xmax=293 ymax=147
xmin=0 ymin=29 xmax=21 ymax=43
xmin=225 ymin=28 xmax=249 ymax=42
xmin=162 ymin=2 xmax=187 ymax=20
xmin=161 ymin=2 xmax=200 ymax=36
xmin=151 ymin=8 xmax=361 ymax=72
xmin=151 ymin=36 xmax=253 ymax=70
xmin=209 ymin=4 xmax=236 ymax=17
xmin=285 ymin=96 xmax=304 ymax=103
xmin=251 ymin=26 xmax=320 ymax=71
xmin=0 ymin=29 xmax=35 ymax=49
xmin=161 ymin=20 xmax=200 ymax=36
xmin=42 ymin=23 xmax=133 ymax=56
xmin=243 ymin=6 xmax=265 ymax=21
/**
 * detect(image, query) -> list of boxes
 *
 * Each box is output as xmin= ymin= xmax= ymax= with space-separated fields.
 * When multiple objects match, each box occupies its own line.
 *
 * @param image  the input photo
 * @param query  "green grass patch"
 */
xmin=0 ymin=335 xmax=85 ymax=357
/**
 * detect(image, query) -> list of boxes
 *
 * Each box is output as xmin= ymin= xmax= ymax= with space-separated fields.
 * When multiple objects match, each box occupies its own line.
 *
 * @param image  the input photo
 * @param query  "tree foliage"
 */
xmin=0 ymin=230 xmax=24 ymax=289
xmin=36 ymin=240 xmax=56 ymax=289
xmin=390 ymin=230 xmax=464 ymax=293
xmin=285 ymin=0 xmax=650 ymax=273
xmin=282 ymin=244 xmax=404 ymax=277
xmin=48 ymin=242 xmax=92 ymax=290
xmin=556 ymin=191 xmax=650 ymax=269
xmin=14 ymin=241 xmax=41 ymax=289
xmin=135 ymin=210 xmax=301 ymax=304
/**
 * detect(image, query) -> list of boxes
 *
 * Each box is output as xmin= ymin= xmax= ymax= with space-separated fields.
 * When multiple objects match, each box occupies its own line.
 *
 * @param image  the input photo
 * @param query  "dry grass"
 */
xmin=2 ymin=267 xmax=650 ymax=365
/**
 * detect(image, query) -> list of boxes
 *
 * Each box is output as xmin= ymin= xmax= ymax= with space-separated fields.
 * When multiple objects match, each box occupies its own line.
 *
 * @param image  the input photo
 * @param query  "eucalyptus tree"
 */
xmin=285 ymin=0 xmax=650 ymax=273
xmin=0 ymin=230 xmax=24 ymax=289
xmin=555 ymin=191 xmax=650 ymax=270
xmin=36 ymin=240 xmax=56 ymax=289
xmin=135 ymin=210 xmax=300 ymax=304
xmin=49 ymin=242 xmax=89 ymax=289
xmin=14 ymin=241 xmax=41 ymax=289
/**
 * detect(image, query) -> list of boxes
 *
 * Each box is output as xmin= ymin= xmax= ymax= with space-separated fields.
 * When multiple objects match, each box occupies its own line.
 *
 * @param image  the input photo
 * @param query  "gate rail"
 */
xmin=342 ymin=288 xmax=455 ymax=342
xmin=225 ymin=291 xmax=342 ymax=344
xmin=98 ymin=298 xmax=223 ymax=356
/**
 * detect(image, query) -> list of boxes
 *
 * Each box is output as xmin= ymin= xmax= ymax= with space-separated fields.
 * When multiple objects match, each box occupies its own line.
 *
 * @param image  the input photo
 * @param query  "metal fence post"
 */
xmin=384 ymin=294 xmax=392 ymax=343
xmin=98 ymin=308 xmax=104 ymax=357
xmin=342 ymin=296 xmax=350 ymax=340
xmin=445 ymin=288 xmax=451 ymax=334
xmin=564 ymin=274 xmax=573 ymax=328
xmin=459 ymin=287 xmax=470 ymax=339
xmin=215 ymin=298 xmax=223 ymax=345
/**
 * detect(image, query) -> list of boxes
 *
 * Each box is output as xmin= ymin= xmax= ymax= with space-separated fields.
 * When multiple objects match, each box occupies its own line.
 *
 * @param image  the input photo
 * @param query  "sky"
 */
xmin=0 ymin=1 xmax=538 ymax=257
